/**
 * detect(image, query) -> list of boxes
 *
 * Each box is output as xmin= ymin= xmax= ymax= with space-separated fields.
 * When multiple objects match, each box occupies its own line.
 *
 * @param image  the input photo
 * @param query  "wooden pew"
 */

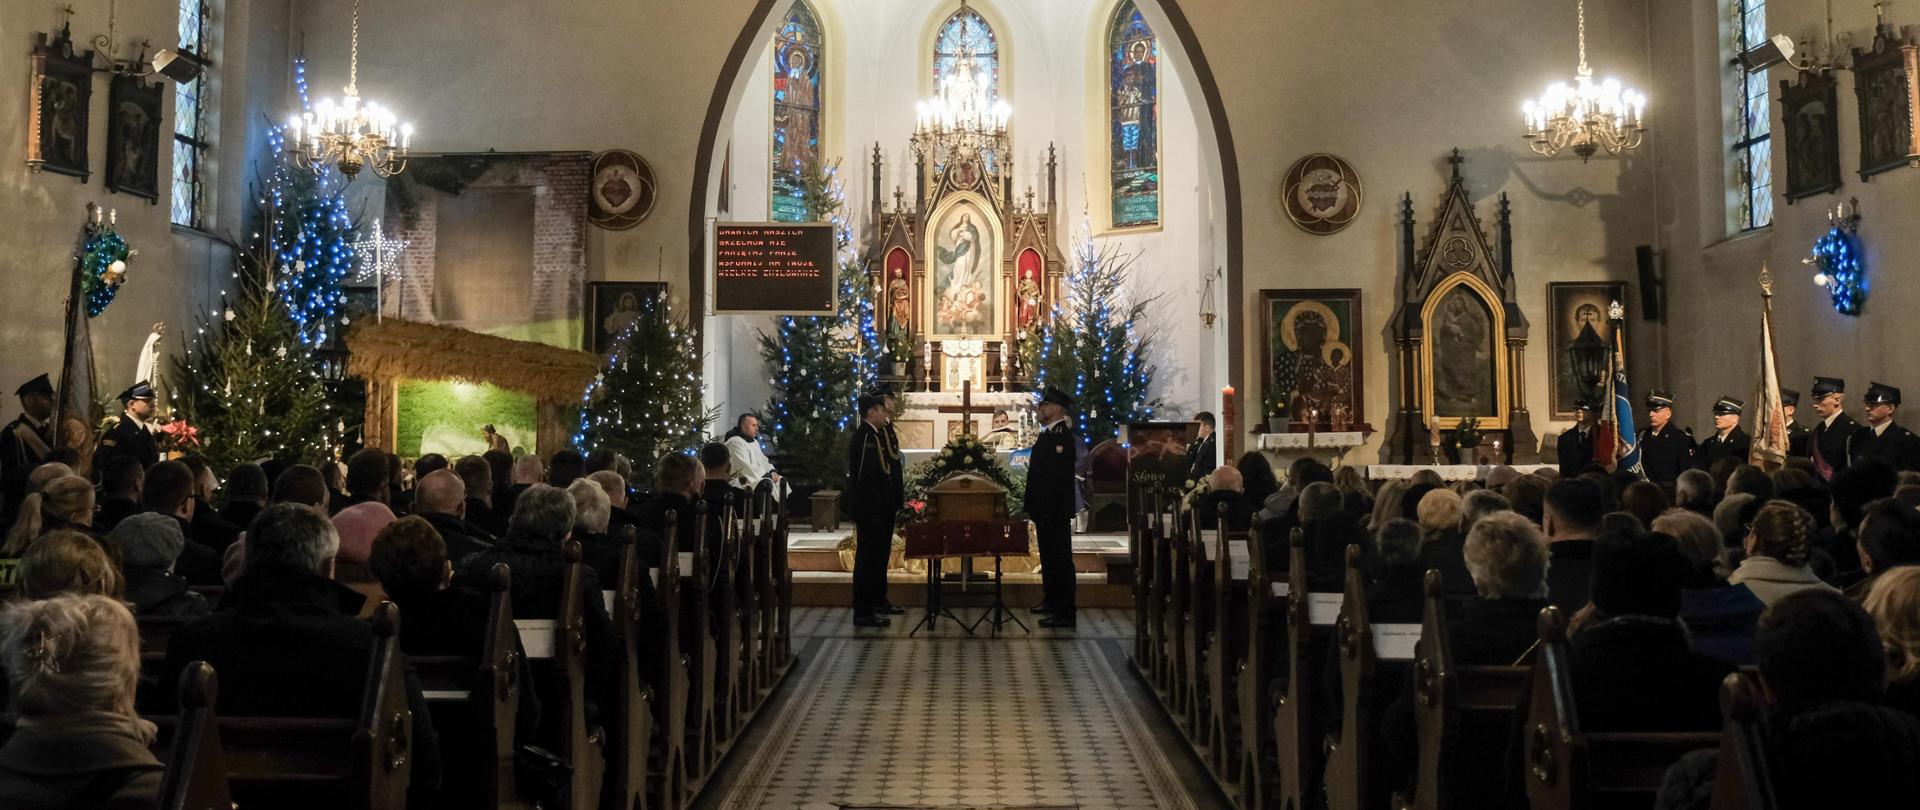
xmin=1323 ymin=545 xmax=1421 ymax=810
xmin=154 ymin=661 xmax=235 ymax=810
xmin=681 ymin=500 xmax=720 ymax=781
xmin=605 ymin=530 xmax=659 ymax=810
xmin=412 ymin=563 xmax=524 ymax=810
xmin=650 ymin=512 xmax=691 ymax=810
xmin=709 ymin=498 xmax=743 ymax=745
xmin=752 ymin=485 xmax=782 ymax=693
xmin=1392 ymin=571 xmax=1528 ymax=810
xmin=1273 ymin=529 xmax=1341 ymax=810
xmin=138 ymin=615 xmax=197 ymax=668
xmin=1184 ymin=504 xmax=1215 ymax=735
xmin=1237 ymin=525 xmax=1293 ymax=810
xmin=517 ymin=542 xmax=606 ymax=810
xmin=1205 ymin=503 xmax=1252 ymax=782
xmin=739 ymin=486 xmax=768 ymax=705
xmin=1523 ymin=607 xmax=1719 ymax=810
xmin=1707 ymin=673 xmax=1771 ymax=810
xmin=186 ymin=601 xmax=413 ymax=809
xmin=1145 ymin=492 xmax=1173 ymax=693
xmin=1165 ymin=498 xmax=1192 ymax=725
xmin=1131 ymin=479 xmax=1150 ymax=665
xmin=770 ymin=495 xmax=795 ymax=674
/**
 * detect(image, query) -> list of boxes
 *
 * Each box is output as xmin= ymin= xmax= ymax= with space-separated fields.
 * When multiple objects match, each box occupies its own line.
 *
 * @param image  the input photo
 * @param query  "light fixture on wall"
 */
xmin=911 ymin=1 xmax=1010 ymax=167
xmin=1199 ymin=268 xmax=1219 ymax=329
xmin=288 ymin=0 xmax=413 ymax=178
xmin=1740 ymin=0 xmax=1849 ymax=74
xmin=1521 ymin=0 xmax=1647 ymax=162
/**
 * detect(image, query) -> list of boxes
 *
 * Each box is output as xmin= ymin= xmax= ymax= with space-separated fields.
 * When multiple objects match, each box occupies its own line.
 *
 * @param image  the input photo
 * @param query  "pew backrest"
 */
xmin=154 ymin=661 xmax=234 ymax=810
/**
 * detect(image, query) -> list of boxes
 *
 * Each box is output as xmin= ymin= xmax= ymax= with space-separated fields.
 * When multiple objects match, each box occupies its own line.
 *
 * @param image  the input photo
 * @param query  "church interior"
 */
xmin=4 ymin=0 xmax=1920 ymax=807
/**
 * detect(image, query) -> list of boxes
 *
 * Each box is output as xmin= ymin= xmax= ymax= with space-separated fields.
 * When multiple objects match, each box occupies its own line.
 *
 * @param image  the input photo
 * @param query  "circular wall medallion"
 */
xmin=1282 ymin=153 xmax=1362 ymax=235
xmin=589 ymin=149 xmax=658 ymax=230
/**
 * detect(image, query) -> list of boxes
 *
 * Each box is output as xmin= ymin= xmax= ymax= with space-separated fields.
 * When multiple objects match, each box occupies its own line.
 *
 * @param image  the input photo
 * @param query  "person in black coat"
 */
xmin=1569 ymin=528 xmax=1734 ymax=732
xmin=159 ymin=502 xmax=441 ymax=810
xmin=1695 ymin=396 xmax=1752 ymax=471
xmin=1025 ymin=387 xmax=1082 ymax=628
xmin=93 ymin=453 xmax=146 ymax=534
xmin=1848 ymin=381 xmax=1920 ymax=473
xmin=0 ymin=373 xmax=57 ymax=522
xmin=93 ymin=382 xmax=159 ymax=477
xmin=1807 ymin=376 xmax=1861 ymax=481
xmin=461 ymin=484 xmax=622 ymax=748
xmin=845 ymin=394 xmax=903 ymax=627
xmin=456 ymin=454 xmax=511 ymax=538
xmin=1557 ymin=399 xmax=1597 ymax=477
xmin=108 ymin=512 xmax=211 ymax=619
xmin=1192 ymin=467 xmax=1254 ymax=532
xmin=1637 ymin=389 xmax=1695 ymax=486
xmin=1542 ymin=477 xmax=1605 ymax=610
xmin=1185 ymin=411 xmax=1217 ymax=485
xmin=219 ymin=462 xmax=270 ymax=533
xmin=1781 ymin=388 xmax=1812 ymax=458
xmin=411 ymin=469 xmax=495 ymax=564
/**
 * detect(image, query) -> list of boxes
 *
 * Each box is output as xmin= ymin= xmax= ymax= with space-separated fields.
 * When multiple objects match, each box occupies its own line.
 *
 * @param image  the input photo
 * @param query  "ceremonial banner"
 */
xmin=1751 ymin=270 xmax=1790 ymax=471
xmin=1594 ymin=303 xmax=1642 ymax=476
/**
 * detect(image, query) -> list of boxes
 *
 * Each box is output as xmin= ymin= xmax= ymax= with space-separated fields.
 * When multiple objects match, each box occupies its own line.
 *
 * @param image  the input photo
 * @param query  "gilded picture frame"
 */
xmin=1259 ymin=288 xmax=1364 ymax=429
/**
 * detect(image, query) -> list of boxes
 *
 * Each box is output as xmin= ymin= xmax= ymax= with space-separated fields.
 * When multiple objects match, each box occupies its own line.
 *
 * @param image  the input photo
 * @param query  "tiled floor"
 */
xmin=707 ymin=609 xmax=1219 ymax=809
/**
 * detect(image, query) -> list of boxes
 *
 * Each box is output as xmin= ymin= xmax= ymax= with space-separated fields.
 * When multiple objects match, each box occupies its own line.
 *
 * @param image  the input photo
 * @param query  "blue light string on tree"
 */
xmin=1807 ymin=201 xmax=1865 ymax=316
xmin=266 ymin=58 xmax=355 ymax=346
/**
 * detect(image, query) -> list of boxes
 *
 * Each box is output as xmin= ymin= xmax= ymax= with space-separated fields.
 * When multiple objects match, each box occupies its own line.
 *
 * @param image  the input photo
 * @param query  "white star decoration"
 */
xmin=350 ymin=222 xmax=409 ymax=283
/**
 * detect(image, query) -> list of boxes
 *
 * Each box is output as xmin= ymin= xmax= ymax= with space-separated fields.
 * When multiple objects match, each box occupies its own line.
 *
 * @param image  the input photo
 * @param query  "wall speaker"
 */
xmin=1635 ymin=245 xmax=1662 ymax=321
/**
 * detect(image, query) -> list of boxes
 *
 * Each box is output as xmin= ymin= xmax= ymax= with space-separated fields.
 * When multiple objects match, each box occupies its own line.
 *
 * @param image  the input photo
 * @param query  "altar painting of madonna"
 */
xmin=1260 ymin=289 xmax=1363 ymax=427
xmin=930 ymin=200 xmax=998 ymax=337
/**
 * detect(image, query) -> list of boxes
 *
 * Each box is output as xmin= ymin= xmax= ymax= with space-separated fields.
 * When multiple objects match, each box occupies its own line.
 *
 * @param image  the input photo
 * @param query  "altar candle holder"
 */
xmin=1492 ymin=437 xmax=1504 ymax=465
xmin=1429 ymin=417 xmax=1443 ymax=466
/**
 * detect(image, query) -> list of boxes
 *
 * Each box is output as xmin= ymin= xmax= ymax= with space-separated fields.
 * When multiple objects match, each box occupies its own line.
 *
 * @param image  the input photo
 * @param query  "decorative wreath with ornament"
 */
xmin=78 ymin=207 xmax=135 ymax=318
xmin=900 ymin=431 xmax=1026 ymax=522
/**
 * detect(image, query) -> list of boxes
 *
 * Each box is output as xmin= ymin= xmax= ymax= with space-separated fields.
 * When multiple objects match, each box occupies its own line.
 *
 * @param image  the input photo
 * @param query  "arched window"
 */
xmin=1108 ymin=1 xmax=1159 ymax=229
xmin=933 ymin=5 xmax=1000 ymax=100
xmin=771 ymin=0 xmax=824 ymax=222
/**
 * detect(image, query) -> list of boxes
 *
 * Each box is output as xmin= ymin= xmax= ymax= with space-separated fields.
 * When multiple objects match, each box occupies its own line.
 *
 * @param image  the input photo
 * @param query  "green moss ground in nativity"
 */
xmin=395 ymin=380 xmax=536 ymax=457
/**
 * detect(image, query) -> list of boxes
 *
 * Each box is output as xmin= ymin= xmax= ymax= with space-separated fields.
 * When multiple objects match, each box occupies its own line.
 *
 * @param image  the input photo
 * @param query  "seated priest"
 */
xmin=724 ymin=413 xmax=788 ymax=500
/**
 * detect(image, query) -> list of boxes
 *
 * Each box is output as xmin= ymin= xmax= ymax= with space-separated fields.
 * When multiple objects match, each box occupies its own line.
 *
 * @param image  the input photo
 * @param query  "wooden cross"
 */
xmin=960 ymin=379 xmax=974 ymax=435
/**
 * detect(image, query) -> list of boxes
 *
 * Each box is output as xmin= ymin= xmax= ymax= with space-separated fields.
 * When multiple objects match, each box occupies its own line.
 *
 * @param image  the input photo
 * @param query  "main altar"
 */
xmin=863 ymin=24 xmax=1068 ymax=451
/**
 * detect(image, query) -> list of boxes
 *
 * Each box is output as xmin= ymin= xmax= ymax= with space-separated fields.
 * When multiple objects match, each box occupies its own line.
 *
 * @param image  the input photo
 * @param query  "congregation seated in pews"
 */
xmin=1132 ymin=457 xmax=1920 ymax=809
xmin=0 ymin=444 xmax=796 ymax=810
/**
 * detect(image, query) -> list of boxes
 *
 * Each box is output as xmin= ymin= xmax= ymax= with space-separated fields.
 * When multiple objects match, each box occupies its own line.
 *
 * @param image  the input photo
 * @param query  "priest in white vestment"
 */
xmin=725 ymin=414 xmax=787 ymax=500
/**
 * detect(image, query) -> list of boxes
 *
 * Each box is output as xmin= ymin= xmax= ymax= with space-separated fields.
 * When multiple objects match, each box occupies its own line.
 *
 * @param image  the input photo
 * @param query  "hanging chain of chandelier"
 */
xmin=1522 ymin=0 xmax=1646 ymax=162
xmin=288 ymin=0 xmax=413 ymax=178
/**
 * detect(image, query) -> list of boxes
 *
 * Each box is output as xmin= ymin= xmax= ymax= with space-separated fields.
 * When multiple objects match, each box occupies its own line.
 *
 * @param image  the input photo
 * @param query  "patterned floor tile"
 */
xmin=712 ymin=611 xmax=1204 ymax=810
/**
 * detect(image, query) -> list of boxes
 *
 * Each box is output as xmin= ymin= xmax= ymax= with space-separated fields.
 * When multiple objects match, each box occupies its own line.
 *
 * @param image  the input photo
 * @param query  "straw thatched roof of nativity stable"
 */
xmin=344 ymin=318 xmax=601 ymax=402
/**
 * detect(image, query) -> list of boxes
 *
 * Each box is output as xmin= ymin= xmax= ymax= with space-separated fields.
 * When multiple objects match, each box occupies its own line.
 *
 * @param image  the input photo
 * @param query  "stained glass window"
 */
xmin=172 ymin=0 xmax=212 ymax=228
xmin=771 ymin=0 xmax=823 ymax=223
xmin=933 ymin=6 xmax=1000 ymax=101
xmin=1108 ymin=1 xmax=1159 ymax=229
xmin=1733 ymin=0 xmax=1772 ymax=231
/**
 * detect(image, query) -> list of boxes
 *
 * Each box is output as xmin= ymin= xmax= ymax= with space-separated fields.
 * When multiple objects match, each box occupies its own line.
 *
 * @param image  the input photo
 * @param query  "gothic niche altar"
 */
xmin=1388 ymin=151 xmax=1535 ymax=463
xmin=866 ymin=31 xmax=1067 ymax=451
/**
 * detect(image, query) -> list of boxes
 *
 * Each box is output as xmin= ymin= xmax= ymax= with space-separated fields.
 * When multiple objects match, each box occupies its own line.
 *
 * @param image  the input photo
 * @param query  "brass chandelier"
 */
xmin=288 ymin=0 xmax=413 ymax=177
xmin=1522 ymin=0 xmax=1646 ymax=162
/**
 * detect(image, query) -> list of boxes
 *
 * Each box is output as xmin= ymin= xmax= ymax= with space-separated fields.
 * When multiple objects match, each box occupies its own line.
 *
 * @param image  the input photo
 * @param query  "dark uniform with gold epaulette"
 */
xmin=1026 ymin=387 xmax=1081 ymax=624
xmin=1781 ymin=388 xmax=1812 ymax=458
xmin=1696 ymin=396 xmax=1752 ymax=471
xmin=845 ymin=394 xmax=903 ymax=624
xmin=0 ymin=374 xmax=57 ymax=519
xmin=1637 ymin=389 xmax=1695 ymax=486
xmin=94 ymin=382 xmax=160 ymax=480
xmin=1847 ymin=382 xmax=1920 ymax=473
xmin=1807 ymin=377 xmax=1861 ymax=482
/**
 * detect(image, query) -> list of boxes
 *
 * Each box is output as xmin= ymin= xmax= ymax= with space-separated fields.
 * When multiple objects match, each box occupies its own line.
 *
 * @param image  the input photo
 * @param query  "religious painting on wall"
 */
xmin=1546 ymin=282 xmax=1627 ymax=419
xmin=1281 ymin=153 xmax=1362 ymax=235
xmin=1260 ymin=289 xmax=1363 ymax=429
xmin=770 ymin=0 xmax=824 ymax=223
xmin=1108 ymin=1 xmax=1160 ymax=229
xmin=588 ymin=149 xmax=657 ymax=229
xmin=1428 ymin=284 xmax=1497 ymax=420
xmin=1851 ymin=24 xmax=1920 ymax=180
xmin=1779 ymin=71 xmax=1842 ymax=201
xmin=27 ymin=29 xmax=93 ymax=180
xmin=928 ymin=199 xmax=998 ymax=338
xmin=587 ymin=281 xmax=668 ymax=354
xmin=105 ymin=75 xmax=163 ymax=201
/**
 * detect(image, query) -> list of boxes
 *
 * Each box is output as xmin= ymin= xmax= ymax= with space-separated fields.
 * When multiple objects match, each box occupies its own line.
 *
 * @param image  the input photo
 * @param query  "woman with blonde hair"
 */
xmin=19 ymin=530 xmax=124 ymax=601
xmin=1368 ymin=479 xmax=1409 ymax=532
xmin=3 ymin=475 xmax=95 ymax=556
xmin=1729 ymin=500 xmax=1839 ymax=606
xmin=1865 ymin=566 xmax=1920 ymax=717
xmin=0 ymin=594 xmax=162 ymax=806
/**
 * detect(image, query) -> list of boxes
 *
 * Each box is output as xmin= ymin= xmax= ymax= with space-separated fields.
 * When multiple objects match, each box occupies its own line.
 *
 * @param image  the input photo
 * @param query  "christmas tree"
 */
xmin=273 ymin=58 xmax=355 ymax=346
xmin=170 ymin=185 xmax=333 ymax=475
xmin=757 ymin=160 xmax=880 ymax=490
xmin=1031 ymin=222 xmax=1160 ymax=443
xmin=575 ymin=291 xmax=710 ymax=479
